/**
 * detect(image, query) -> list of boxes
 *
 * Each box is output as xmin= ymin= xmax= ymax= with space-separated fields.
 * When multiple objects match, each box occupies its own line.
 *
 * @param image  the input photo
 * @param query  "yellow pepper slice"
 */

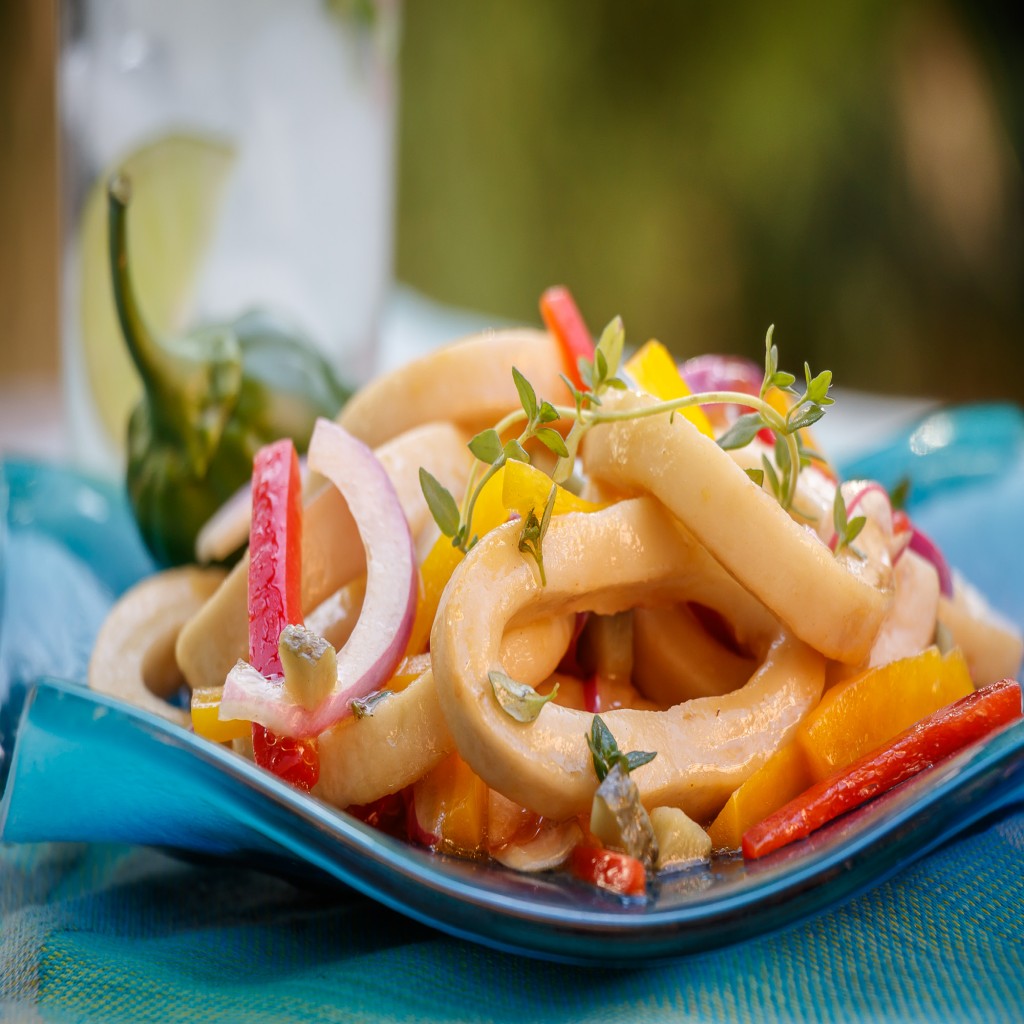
xmin=624 ymin=340 xmax=714 ymax=438
xmin=406 ymin=469 xmax=511 ymax=656
xmin=412 ymin=752 xmax=490 ymax=855
xmin=708 ymin=647 xmax=975 ymax=849
xmin=191 ymin=686 xmax=252 ymax=743
xmin=501 ymin=459 xmax=606 ymax=519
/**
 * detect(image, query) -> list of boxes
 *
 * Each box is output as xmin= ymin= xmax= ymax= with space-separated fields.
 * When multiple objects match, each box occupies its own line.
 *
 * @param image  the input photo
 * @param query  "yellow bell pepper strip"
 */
xmin=743 ymin=678 xmax=1022 ymax=858
xmin=500 ymin=459 xmax=606 ymax=519
xmin=540 ymin=285 xmax=595 ymax=391
xmin=190 ymin=686 xmax=252 ymax=743
xmin=411 ymin=752 xmax=490 ymax=856
xmin=246 ymin=439 xmax=320 ymax=791
xmin=405 ymin=468 xmax=511 ymax=656
xmin=623 ymin=340 xmax=714 ymax=438
xmin=708 ymin=647 xmax=974 ymax=849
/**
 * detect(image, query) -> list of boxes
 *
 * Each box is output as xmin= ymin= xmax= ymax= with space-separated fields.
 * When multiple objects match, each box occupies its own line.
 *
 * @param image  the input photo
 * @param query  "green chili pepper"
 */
xmin=107 ymin=174 xmax=352 ymax=567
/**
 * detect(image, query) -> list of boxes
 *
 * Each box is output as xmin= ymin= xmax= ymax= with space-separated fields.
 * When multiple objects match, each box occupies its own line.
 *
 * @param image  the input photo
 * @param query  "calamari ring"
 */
xmin=431 ymin=497 xmax=825 ymax=823
xmin=583 ymin=390 xmax=890 ymax=664
xmin=337 ymin=328 xmax=573 ymax=449
xmin=176 ymin=421 xmax=473 ymax=692
xmin=89 ymin=566 xmax=227 ymax=726
xmin=315 ymin=615 xmax=574 ymax=809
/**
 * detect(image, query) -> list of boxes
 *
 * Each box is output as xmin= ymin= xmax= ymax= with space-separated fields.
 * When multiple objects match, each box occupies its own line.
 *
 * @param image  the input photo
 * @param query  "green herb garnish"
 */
xmin=586 ymin=715 xmax=657 ymax=782
xmin=489 ymin=670 xmax=558 ymax=723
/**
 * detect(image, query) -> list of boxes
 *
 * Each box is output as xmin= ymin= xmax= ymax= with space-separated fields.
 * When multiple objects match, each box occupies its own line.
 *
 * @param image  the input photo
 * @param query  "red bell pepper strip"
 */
xmin=247 ymin=438 xmax=320 ymax=792
xmin=540 ymin=286 xmax=595 ymax=391
xmin=570 ymin=844 xmax=647 ymax=897
xmin=742 ymin=678 xmax=1022 ymax=859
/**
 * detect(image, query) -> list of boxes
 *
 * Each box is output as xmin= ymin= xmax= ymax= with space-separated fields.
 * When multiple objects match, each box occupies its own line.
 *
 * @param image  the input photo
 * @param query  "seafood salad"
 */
xmin=90 ymin=287 xmax=1024 ymax=897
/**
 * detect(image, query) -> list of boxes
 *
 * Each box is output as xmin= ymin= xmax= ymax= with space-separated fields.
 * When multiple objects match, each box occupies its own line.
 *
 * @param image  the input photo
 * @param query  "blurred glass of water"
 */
xmin=59 ymin=0 xmax=400 ymax=475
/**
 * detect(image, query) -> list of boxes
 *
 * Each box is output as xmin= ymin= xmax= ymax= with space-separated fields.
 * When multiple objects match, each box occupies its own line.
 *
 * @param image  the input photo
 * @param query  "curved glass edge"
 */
xmin=5 ymin=676 xmax=1023 ymax=965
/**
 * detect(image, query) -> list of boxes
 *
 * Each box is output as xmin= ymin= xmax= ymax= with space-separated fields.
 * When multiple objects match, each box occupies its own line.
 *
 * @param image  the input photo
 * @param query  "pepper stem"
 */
xmin=107 ymin=174 xmax=242 ymax=474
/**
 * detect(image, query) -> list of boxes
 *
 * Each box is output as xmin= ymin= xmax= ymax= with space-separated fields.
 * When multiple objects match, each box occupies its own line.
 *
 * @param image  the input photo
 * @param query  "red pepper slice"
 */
xmin=570 ymin=844 xmax=647 ymax=897
xmin=742 ymin=678 xmax=1022 ymax=859
xmin=540 ymin=286 xmax=595 ymax=391
xmin=247 ymin=438 xmax=320 ymax=792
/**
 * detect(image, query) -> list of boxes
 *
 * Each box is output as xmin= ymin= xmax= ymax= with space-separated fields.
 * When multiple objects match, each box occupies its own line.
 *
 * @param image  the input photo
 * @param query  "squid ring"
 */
xmin=337 ymin=328 xmax=573 ymax=449
xmin=431 ymin=497 xmax=825 ymax=823
xmin=89 ymin=566 xmax=227 ymax=726
xmin=315 ymin=615 xmax=574 ymax=809
xmin=583 ymin=390 xmax=890 ymax=664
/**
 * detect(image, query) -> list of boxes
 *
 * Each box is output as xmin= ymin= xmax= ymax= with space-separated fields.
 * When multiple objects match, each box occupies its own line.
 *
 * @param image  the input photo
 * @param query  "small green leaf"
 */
xmin=717 ymin=412 xmax=763 ymax=451
xmin=578 ymin=356 xmax=595 ymax=390
xmin=745 ymin=467 xmax=766 ymax=487
xmin=586 ymin=715 xmax=658 ymax=782
xmin=539 ymin=482 xmax=557 ymax=537
xmin=761 ymin=454 xmax=781 ymax=501
xmin=625 ymin=749 xmax=657 ymax=773
xmin=595 ymin=315 xmax=625 ymax=380
xmin=538 ymin=400 xmax=560 ymax=423
xmin=535 ymin=427 xmax=569 ymax=458
xmin=419 ymin=467 xmax=461 ymax=538
xmin=594 ymin=348 xmax=608 ymax=385
xmin=605 ymin=377 xmax=628 ymax=390
xmin=889 ymin=476 xmax=911 ymax=511
xmin=468 ymin=428 xmax=503 ymax=464
xmin=833 ymin=486 xmax=849 ymax=535
xmin=489 ymin=670 xmax=557 ymax=723
xmin=774 ymin=434 xmax=792 ymax=477
xmin=351 ymin=690 xmax=393 ymax=719
xmin=845 ymin=515 xmax=867 ymax=545
xmin=512 ymin=366 xmax=538 ymax=421
xmin=587 ymin=715 xmax=619 ymax=781
xmin=789 ymin=405 xmax=827 ymax=432
xmin=502 ymin=438 xmax=530 ymax=463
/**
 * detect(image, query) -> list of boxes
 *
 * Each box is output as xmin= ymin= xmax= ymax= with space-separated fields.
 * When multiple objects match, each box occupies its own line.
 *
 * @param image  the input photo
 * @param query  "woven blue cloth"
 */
xmin=3 ymin=815 xmax=1024 ymax=1023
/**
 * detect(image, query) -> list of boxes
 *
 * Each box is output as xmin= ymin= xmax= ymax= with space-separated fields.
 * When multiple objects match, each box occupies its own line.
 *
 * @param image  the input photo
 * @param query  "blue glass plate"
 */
xmin=2 ymin=403 xmax=1023 ymax=965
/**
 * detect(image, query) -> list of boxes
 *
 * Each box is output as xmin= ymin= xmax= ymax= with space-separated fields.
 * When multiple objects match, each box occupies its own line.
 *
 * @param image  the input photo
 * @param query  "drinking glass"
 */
xmin=59 ymin=0 xmax=400 ymax=475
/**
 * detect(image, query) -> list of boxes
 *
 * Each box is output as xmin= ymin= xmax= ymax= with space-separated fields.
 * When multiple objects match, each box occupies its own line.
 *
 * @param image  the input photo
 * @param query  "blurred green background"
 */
xmin=394 ymin=0 xmax=1023 ymax=402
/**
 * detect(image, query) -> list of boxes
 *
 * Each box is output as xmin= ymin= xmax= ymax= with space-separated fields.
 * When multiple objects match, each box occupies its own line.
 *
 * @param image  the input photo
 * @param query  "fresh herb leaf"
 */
xmin=489 ymin=670 xmax=557 ymax=722
xmin=717 ymin=412 xmax=764 ymax=451
xmin=419 ymin=467 xmax=461 ymax=538
xmin=538 ymin=400 xmax=560 ymax=423
xmin=517 ymin=484 xmax=557 ymax=584
xmin=512 ymin=366 xmax=538 ymax=421
xmin=468 ymin=428 xmax=503 ymax=465
xmin=833 ymin=488 xmax=867 ymax=555
xmin=595 ymin=315 xmax=625 ymax=381
xmin=351 ymin=690 xmax=393 ymax=719
xmin=535 ymin=426 xmax=569 ymax=458
xmin=745 ymin=467 xmax=765 ymax=487
xmin=502 ymin=438 xmax=530 ymax=463
xmin=890 ymin=476 xmax=911 ymax=511
xmin=761 ymin=454 xmax=782 ymax=502
xmin=586 ymin=715 xmax=657 ymax=782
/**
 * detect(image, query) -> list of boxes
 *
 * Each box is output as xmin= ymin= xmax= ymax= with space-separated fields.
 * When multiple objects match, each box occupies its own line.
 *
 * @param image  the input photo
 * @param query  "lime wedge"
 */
xmin=77 ymin=133 xmax=235 ymax=447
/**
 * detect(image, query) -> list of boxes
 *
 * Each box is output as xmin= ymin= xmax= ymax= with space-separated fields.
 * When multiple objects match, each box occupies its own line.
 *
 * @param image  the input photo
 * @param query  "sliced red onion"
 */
xmin=221 ymin=419 xmax=417 ymax=736
xmin=905 ymin=525 xmax=954 ymax=598
xmin=678 ymin=354 xmax=762 ymax=396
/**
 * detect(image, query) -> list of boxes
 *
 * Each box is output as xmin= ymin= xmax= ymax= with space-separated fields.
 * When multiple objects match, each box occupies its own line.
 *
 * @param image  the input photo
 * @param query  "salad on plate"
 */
xmin=87 ymin=268 xmax=1024 ymax=900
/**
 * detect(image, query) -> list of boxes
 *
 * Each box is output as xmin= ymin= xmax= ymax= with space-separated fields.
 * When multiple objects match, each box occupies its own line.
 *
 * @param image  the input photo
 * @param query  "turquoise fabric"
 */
xmin=2 ymin=811 xmax=1024 ymax=1023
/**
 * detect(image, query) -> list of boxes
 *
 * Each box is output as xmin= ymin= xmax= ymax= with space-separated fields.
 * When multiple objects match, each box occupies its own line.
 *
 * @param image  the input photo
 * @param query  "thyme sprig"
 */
xmin=420 ymin=318 xmax=835 ymax=569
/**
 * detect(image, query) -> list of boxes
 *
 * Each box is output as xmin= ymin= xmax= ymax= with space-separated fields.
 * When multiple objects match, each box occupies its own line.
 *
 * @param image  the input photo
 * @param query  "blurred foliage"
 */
xmin=395 ymin=0 xmax=1023 ymax=401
